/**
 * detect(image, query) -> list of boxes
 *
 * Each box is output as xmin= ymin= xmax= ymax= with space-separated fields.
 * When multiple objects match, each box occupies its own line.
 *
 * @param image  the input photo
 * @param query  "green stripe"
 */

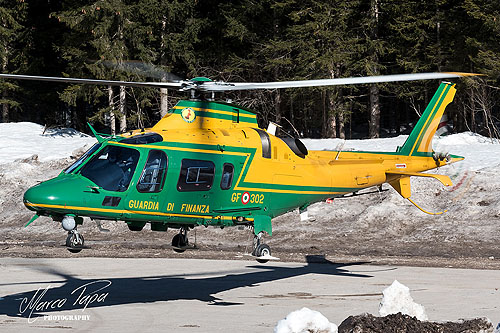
xmin=410 ymin=84 xmax=451 ymax=155
xmin=398 ymin=83 xmax=448 ymax=156
xmin=155 ymin=141 xmax=254 ymax=154
xmin=241 ymin=181 xmax=355 ymax=192
xmin=175 ymin=100 xmax=258 ymax=117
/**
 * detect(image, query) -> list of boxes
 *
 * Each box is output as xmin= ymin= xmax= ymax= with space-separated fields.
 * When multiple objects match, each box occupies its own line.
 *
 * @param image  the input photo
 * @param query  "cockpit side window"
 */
xmin=137 ymin=150 xmax=168 ymax=193
xmin=220 ymin=163 xmax=234 ymax=190
xmin=79 ymin=145 xmax=140 ymax=192
xmin=64 ymin=143 xmax=102 ymax=174
xmin=177 ymin=159 xmax=215 ymax=192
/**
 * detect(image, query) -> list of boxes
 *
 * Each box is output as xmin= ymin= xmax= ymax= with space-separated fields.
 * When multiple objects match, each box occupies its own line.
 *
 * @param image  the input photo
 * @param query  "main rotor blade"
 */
xmin=102 ymin=61 xmax=183 ymax=82
xmin=0 ymin=72 xmax=479 ymax=93
xmin=202 ymin=72 xmax=479 ymax=91
xmin=0 ymin=74 xmax=184 ymax=89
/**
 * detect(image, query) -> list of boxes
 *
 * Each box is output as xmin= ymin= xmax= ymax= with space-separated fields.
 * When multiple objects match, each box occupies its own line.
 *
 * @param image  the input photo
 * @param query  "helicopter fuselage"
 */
xmin=22 ymin=82 xmax=463 ymax=255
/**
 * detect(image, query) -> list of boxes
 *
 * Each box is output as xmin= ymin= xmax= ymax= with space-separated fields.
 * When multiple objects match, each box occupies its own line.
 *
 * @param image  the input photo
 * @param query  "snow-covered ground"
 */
xmin=0 ymin=122 xmax=95 ymax=164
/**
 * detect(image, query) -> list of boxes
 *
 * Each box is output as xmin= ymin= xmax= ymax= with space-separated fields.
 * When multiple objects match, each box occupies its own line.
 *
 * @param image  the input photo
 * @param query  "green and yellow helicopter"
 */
xmin=0 ymin=72 xmax=472 ymax=262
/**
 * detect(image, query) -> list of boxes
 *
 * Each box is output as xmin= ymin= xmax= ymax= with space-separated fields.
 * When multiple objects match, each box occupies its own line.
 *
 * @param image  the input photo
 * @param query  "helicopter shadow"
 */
xmin=0 ymin=255 xmax=374 ymax=320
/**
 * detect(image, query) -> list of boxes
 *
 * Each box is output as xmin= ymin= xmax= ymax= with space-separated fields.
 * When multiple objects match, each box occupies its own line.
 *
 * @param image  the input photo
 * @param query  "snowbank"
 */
xmin=0 ymin=122 xmax=96 ymax=164
xmin=274 ymin=307 xmax=338 ymax=333
xmin=379 ymin=280 xmax=428 ymax=321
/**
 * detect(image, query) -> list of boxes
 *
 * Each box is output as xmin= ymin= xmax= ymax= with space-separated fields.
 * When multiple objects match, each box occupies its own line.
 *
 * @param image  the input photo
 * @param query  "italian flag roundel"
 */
xmin=241 ymin=192 xmax=250 ymax=204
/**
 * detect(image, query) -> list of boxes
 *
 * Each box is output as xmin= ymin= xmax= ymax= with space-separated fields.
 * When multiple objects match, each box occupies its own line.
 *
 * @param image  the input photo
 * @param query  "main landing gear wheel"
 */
xmin=255 ymin=244 xmax=271 ymax=264
xmin=172 ymin=228 xmax=189 ymax=253
xmin=252 ymin=231 xmax=271 ymax=263
xmin=66 ymin=230 xmax=84 ymax=253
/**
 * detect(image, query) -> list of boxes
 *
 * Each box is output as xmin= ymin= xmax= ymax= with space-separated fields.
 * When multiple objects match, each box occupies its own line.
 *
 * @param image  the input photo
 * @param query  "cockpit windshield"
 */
xmin=79 ymin=145 xmax=140 ymax=192
xmin=64 ymin=143 xmax=102 ymax=174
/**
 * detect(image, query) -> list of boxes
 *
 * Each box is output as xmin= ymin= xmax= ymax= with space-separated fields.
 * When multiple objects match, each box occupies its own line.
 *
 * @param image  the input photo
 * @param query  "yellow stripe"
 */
xmin=173 ymin=106 xmax=257 ymax=118
xmin=27 ymin=202 xmax=124 ymax=214
xmin=234 ymin=154 xmax=251 ymax=187
xmin=110 ymin=141 xmax=248 ymax=157
xmin=25 ymin=203 xmax=237 ymax=220
xmin=233 ymin=187 xmax=344 ymax=195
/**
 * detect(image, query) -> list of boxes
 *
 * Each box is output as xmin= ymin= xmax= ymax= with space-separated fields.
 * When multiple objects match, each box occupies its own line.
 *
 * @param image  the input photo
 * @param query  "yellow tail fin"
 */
xmin=397 ymin=82 xmax=456 ymax=157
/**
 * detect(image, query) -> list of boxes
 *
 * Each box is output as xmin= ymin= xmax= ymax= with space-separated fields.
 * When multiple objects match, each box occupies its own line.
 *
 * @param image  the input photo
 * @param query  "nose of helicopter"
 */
xmin=23 ymin=176 xmax=80 ymax=212
xmin=24 ymin=185 xmax=44 ymax=211
xmin=24 ymin=181 xmax=62 ymax=211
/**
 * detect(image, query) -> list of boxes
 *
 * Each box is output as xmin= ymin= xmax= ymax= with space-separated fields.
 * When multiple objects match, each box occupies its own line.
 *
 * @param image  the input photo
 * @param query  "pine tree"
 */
xmin=0 ymin=0 xmax=28 ymax=122
xmin=56 ymin=0 xmax=135 ymax=134
xmin=286 ymin=0 xmax=355 ymax=138
xmin=132 ymin=0 xmax=199 ymax=118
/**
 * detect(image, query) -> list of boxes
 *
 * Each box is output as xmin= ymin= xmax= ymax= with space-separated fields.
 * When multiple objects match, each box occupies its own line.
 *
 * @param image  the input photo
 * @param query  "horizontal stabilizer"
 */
xmin=387 ymin=171 xmax=452 ymax=186
xmin=387 ymin=172 xmax=452 ymax=215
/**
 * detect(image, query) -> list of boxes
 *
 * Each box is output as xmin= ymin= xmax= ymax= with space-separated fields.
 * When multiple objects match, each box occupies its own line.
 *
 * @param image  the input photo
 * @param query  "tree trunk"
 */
xmin=159 ymin=16 xmax=169 ymax=117
xmin=327 ymin=90 xmax=337 ymax=138
xmin=274 ymin=89 xmax=281 ymax=136
xmin=108 ymin=86 xmax=116 ymax=135
xmin=338 ymin=112 xmax=345 ymax=139
xmin=65 ymin=107 xmax=71 ymax=127
xmin=469 ymin=83 xmax=476 ymax=132
xmin=119 ymin=85 xmax=126 ymax=133
xmin=369 ymin=84 xmax=380 ymax=138
xmin=321 ymin=90 xmax=327 ymax=137
xmin=160 ymin=87 xmax=168 ymax=117
xmin=1 ymin=51 xmax=8 ymax=122
xmin=2 ymin=90 xmax=8 ymax=123
xmin=436 ymin=7 xmax=442 ymax=71
xmin=369 ymin=0 xmax=381 ymax=138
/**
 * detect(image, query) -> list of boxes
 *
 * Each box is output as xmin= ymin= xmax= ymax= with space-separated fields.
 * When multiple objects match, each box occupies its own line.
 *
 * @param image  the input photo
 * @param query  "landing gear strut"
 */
xmin=252 ymin=231 xmax=271 ymax=263
xmin=172 ymin=227 xmax=189 ymax=253
xmin=66 ymin=230 xmax=84 ymax=253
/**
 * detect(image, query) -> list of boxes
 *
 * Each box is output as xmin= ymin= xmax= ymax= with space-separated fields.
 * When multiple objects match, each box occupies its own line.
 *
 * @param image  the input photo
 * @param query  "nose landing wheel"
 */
xmin=66 ymin=230 xmax=84 ymax=253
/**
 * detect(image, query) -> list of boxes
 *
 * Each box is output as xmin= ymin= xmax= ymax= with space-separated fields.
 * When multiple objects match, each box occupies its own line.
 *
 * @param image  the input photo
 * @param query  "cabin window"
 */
xmin=220 ymin=163 xmax=234 ymax=190
xmin=137 ymin=150 xmax=168 ymax=193
xmin=64 ymin=143 xmax=102 ymax=174
xmin=79 ymin=145 xmax=140 ymax=192
xmin=177 ymin=159 xmax=215 ymax=192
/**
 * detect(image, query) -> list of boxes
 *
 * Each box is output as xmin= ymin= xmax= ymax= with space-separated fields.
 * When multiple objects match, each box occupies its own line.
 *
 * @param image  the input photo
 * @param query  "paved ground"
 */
xmin=0 ymin=257 xmax=499 ymax=332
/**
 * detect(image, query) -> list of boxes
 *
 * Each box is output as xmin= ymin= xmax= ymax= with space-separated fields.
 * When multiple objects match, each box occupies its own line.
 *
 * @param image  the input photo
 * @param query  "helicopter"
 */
xmin=0 ymin=71 xmax=472 ymax=263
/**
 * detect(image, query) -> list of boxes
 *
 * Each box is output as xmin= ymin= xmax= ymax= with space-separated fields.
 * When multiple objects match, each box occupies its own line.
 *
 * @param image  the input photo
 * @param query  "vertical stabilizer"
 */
xmin=398 ymin=82 xmax=456 ymax=156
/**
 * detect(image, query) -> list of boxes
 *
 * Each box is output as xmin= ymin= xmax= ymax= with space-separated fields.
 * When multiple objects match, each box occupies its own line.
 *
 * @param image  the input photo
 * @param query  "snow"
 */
xmin=379 ymin=280 xmax=428 ymax=321
xmin=274 ymin=307 xmax=338 ymax=333
xmin=275 ymin=282 xmax=429 ymax=331
xmin=0 ymin=122 xmax=96 ymax=164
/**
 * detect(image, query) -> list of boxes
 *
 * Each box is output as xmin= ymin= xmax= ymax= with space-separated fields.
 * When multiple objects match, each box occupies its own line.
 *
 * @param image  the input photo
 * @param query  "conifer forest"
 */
xmin=0 ymin=0 xmax=499 ymax=138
